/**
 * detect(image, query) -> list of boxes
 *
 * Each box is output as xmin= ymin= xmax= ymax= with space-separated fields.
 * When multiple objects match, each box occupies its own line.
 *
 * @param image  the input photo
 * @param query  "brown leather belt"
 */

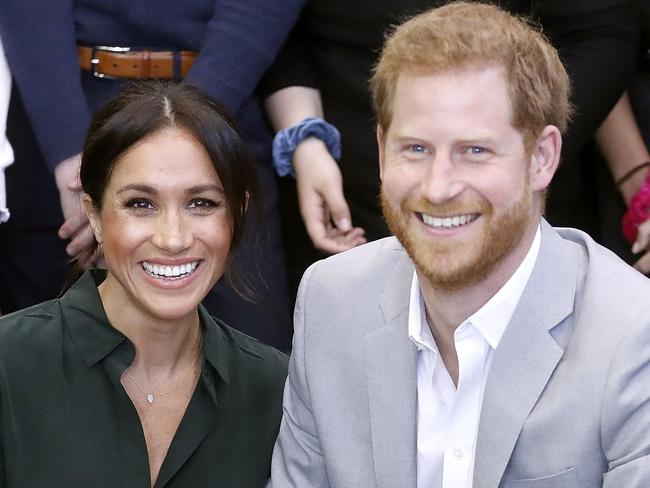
xmin=77 ymin=45 xmax=197 ymax=80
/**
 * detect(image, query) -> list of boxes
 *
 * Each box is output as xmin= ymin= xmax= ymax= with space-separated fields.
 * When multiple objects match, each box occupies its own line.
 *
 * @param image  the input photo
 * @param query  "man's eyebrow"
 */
xmin=390 ymin=134 xmax=428 ymax=145
xmin=390 ymin=134 xmax=496 ymax=143
xmin=458 ymin=136 xmax=496 ymax=144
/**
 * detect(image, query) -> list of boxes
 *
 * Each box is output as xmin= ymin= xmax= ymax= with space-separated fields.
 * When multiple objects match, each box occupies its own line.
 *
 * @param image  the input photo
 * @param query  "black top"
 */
xmin=0 ymin=270 xmax=288 ymax=487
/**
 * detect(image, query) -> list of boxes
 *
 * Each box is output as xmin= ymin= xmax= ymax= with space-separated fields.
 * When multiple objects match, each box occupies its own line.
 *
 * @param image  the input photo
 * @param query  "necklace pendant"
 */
xmin=146 ymin=394 xmax=154 ymax=404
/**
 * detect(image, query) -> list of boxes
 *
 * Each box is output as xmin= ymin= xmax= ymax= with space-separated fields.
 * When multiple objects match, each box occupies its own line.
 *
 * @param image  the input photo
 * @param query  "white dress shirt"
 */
xmin=0 ymin=38 xmax=14 ymax=224
xmin=408 ymin=226 xmax=541 ymax=488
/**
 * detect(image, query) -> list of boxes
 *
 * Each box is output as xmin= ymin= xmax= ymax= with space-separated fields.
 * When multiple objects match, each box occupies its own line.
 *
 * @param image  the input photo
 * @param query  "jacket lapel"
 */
xmin=365 ymin=248 xmax=418 ymax=488
xmin=473 ymin=222 xmax=581 ymax=488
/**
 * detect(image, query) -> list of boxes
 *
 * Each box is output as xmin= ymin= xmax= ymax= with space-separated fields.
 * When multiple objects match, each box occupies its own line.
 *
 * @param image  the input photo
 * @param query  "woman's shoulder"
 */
xmin=0 ymin=299 xmax=66 ymax=377
xmin=203 ymin=313 xmax=289 ymax=386
xmin=0 ymin=299 xmax=63 ymax=343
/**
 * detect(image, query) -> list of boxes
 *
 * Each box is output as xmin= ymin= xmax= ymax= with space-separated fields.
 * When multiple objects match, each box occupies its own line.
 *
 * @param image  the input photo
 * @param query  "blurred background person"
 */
xmin=0 ymin=0 xmax=307 ymax=349
xmin=0 ymin=82 xmax=288 ymax=487
xmin=596 ymin=93 xmax=650 ymax=274
xmin=594 ymin=0 xmax=650 ymax=274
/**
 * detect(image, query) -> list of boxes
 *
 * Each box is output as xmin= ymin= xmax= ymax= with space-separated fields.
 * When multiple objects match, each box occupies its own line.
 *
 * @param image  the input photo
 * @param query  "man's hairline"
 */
xmin=376 ymin=62 xmax=533 ymax=146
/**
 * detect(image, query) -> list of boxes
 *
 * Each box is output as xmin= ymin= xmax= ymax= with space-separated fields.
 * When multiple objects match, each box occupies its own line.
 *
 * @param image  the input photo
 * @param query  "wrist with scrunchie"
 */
xmin=271 ymin=117 xmax=341 ymax=178
xmin=622 ymin=165 xmax=650 ymax=243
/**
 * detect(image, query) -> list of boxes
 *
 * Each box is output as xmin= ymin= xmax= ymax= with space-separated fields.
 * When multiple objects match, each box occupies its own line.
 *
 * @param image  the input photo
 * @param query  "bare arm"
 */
xmin=595 ymin=92 xmax=649 ymax=205
xmin=595 ymin=92 xmax=650 ymax=273
xmin=265 ymin=87 xmax=365 ymax=253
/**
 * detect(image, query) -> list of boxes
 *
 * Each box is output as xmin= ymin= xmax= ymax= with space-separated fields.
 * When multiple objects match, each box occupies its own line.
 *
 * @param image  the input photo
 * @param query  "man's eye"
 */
xmin=408 ymin=144 xmax=427 ymax=153
xmin=467 ymin=146 xmax=486 ymax=155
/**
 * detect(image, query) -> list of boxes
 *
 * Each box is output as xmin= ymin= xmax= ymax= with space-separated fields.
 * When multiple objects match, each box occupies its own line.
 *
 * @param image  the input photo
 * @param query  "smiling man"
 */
xmin=269 ymin=2 xmax=650 ymax=488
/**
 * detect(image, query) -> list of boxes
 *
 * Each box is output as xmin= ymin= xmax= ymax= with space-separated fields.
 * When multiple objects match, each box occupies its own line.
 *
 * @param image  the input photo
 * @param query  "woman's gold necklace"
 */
xmin=125 ymin=338 xmax=203 ymax=405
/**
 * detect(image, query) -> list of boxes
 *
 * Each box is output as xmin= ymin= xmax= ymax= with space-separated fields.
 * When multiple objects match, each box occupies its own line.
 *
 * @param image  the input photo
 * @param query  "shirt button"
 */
xmin=453 ymin=448 xmax=464 ymax=459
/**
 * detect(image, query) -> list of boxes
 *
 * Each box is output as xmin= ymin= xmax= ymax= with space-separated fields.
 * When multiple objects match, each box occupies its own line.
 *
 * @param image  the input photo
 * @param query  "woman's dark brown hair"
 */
xmin=64 ymin=81 xmax=261 ymax=299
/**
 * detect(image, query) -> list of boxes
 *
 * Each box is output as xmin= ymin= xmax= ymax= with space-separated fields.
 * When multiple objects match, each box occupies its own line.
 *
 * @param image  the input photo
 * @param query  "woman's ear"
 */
xmin=82 ymin=194 xmax=102 ymax=244
xmin=529 ymin=125 xmax=562 ymax=192
xmin=243 ymin=191 xmax=250 ymax=214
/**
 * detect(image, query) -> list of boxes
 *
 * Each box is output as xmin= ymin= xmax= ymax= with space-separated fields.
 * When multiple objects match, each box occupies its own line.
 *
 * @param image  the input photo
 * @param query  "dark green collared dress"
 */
xmin=0 ymin=270 xmax=288 ymax=487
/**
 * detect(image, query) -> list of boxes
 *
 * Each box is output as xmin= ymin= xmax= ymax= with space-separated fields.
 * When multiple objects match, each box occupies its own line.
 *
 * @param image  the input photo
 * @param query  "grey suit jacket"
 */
xmin=270 ymin=221 xmax=650 ymax=488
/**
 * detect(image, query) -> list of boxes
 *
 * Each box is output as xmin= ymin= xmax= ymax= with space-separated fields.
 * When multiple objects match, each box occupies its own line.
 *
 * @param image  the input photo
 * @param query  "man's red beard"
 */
xmin=381 ymin=186 xmax=532 ymax=293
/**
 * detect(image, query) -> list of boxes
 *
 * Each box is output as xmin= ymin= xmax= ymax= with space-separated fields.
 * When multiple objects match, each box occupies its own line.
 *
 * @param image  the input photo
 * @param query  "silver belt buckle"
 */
xmin=91 ymin=45 xmax=131 ymax=79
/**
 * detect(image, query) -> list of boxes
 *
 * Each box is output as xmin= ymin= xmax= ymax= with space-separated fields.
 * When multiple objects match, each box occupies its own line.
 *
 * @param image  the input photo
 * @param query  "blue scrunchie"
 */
xmin=272 ymin=117 xmax=342 ymax=177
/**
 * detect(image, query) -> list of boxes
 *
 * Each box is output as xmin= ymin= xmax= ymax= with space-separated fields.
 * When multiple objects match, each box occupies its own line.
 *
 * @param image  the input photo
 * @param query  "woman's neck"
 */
xmin=98 ymin=279 xmax=203 ymax=375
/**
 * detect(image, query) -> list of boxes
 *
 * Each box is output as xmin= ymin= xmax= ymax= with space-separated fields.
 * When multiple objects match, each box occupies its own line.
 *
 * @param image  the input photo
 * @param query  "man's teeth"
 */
xmin=421 ymin=213 xmax=477 ymax=229
xmin=142 ymin=261 xmax=199 ymax=279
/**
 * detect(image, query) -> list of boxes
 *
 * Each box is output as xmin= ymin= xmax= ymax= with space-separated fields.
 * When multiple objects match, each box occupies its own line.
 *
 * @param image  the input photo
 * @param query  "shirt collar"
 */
xmin=408 ymin=269 xmax=435 ymax=352
xmin=61 ymin=269 xmax=233 ymax=385
xmin=408 ymin=225 xmax=541 ymax=351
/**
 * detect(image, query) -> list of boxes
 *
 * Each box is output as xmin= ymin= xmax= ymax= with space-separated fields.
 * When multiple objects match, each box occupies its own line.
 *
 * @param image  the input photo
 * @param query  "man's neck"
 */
xmin=418 ymin=222 xmax=539 ymax=367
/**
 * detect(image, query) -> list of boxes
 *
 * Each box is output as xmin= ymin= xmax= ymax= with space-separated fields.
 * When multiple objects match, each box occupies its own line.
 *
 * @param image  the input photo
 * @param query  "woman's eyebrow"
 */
xmin=115 ymin=184 xmax=224 ymax=195
xmin=185 ymin=184 xmax=224 ymax=195
xmin=116 ymin=183 xmax=157 ymax=196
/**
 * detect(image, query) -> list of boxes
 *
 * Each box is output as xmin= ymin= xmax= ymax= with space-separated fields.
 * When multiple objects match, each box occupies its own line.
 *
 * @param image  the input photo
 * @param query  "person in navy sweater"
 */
xmin=0 ymin=0 xmax=306 ymax=349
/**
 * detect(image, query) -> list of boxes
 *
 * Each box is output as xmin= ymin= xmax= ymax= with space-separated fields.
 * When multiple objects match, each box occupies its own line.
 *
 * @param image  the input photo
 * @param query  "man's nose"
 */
xmin=151 ymin=210 xmax=193 ymax=253
xmin=419 ymin=153 xmax=465 ymax=204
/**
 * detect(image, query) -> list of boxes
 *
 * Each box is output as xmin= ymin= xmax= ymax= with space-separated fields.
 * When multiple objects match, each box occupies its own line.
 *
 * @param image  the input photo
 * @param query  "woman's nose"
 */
xmin=151 ymin=210 xmax=193 ymax=253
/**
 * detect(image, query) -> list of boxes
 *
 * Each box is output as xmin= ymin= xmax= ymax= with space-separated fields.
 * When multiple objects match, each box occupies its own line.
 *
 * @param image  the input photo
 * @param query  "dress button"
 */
xmin=453 ymin=448 xmax=464 ymax=459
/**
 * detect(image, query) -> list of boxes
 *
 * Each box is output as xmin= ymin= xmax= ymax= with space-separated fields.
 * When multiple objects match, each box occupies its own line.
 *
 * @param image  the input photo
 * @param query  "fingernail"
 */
xmin=337 ymin=218 xmax=351 ymax=232
xmin=632 ymin=242 xmax=641 ymax=254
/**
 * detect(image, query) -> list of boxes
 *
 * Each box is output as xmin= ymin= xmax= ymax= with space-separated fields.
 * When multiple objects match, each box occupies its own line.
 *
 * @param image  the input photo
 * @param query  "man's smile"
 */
xmin=417 ymin=212 xmax=480 ymax=229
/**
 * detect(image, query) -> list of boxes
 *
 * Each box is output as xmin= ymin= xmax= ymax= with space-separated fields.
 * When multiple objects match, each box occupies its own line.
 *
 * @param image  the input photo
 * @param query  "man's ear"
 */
xmin=377 ymin=126 xmax=386 ymax=181
xmin=529 ymin=125 xmax=562 ymax=192
xmin=82 ymin=194 xmax=102 ymax=244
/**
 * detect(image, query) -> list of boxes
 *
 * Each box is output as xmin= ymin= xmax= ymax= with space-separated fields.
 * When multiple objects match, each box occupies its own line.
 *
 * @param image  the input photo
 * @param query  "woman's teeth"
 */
xmin=142 ymin=261 xmax=199 ymax=279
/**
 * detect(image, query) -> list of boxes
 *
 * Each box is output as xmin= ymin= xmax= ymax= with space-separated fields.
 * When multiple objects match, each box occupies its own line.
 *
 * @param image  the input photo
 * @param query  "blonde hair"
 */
xmin=371 ymin=1 xmax=572 ymax=146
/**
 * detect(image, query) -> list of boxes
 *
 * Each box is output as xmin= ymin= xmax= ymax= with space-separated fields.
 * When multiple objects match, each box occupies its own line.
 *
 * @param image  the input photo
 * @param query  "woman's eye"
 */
xmin=124 ymin=199 xmax=155 ymax=212
xmin=187 ymin=198 xmax=220 ymax=211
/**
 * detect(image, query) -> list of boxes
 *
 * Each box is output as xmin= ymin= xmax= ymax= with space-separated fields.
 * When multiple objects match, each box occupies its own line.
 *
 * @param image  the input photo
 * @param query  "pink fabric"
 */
xmin=622 ymin=175 xmax=650 ymax=243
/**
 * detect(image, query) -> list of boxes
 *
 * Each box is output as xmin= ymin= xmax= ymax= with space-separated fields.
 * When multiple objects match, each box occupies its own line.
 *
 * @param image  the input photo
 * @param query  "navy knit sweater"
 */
xmin=0 ymin=0 xmax=307 ymax=170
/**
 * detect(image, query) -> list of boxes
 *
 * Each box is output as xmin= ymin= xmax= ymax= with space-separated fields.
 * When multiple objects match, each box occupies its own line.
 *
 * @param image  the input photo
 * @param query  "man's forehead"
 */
xmin=388 ymin=65 xmax=516 ymax=131
xmin=394 ymin=63 xmax=509 ymax=91
xmin=393 ymin=66 xmax=511 ymax=110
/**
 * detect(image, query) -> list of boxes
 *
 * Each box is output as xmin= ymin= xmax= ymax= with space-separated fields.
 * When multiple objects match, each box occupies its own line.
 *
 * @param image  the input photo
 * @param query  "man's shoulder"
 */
xmin=306 ymin=236 xmax=410 ymax=285
xmin=554 ymin=226 xmax=650 ymax=313
xmin=555 ymin=226 xmax=650 ymax=286
xmin=295 ymin=236 xmax=413 ymax=334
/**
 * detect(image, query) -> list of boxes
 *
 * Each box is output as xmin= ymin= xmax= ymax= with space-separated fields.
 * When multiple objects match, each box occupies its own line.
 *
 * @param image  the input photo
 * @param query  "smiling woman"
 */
xmin=0 ymin=82 xmax=287 ymax=487
xmin=85 ymin=127 xmax=236 ymax=325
